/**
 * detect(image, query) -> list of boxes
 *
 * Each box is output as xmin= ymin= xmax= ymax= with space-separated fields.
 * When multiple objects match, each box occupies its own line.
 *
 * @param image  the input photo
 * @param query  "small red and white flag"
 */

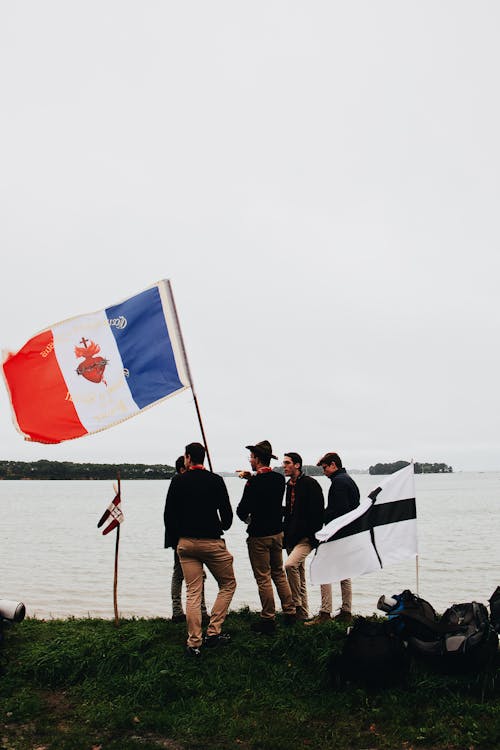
xmin=97 ymin=491 xmax=124 ymax=536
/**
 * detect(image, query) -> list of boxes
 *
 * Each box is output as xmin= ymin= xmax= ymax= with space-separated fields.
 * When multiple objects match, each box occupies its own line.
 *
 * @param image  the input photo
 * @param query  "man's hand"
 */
xmin=236 ymin=470 xmax=252 ymax=480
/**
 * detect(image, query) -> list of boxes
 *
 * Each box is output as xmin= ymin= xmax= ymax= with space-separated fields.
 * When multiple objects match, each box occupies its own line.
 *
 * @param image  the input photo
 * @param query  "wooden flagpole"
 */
xmin=113 ymin=473 xmax=121 ymax=627
xmin=165 ymin=280 xmax=214 ymax=471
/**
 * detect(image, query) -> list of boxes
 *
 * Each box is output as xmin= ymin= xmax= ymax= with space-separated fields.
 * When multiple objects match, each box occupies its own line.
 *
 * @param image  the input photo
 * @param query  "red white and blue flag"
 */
xmin=2 ymin=280 xmax=191 ymax=443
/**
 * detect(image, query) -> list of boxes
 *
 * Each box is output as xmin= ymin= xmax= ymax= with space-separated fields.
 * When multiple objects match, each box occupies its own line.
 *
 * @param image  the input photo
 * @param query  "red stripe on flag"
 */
xmin=3 ymin=330 xmax=86 ymax=443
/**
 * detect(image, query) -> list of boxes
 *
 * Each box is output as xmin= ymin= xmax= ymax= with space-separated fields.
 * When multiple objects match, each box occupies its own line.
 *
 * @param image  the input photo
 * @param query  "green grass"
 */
xmin=0 ymin=611 xmax=498 ymax=749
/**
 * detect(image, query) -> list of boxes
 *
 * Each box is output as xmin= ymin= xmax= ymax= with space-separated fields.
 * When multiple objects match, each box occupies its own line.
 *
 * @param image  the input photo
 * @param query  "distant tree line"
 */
xmin=0 ymin=460 xmax=175 ymax=480
xmin=369 ymin=461 xmax=453 ymax=475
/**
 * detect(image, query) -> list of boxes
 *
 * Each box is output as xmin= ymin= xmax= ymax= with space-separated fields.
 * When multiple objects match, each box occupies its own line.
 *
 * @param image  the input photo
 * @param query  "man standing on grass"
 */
xmin=164 ymin=442 xmax=236 ymax=656
xmin=163 ymin=455 xmax=209 ymax=624
xmin=236 ymin=440 xmax=296 ymax=634
xmin=305 ymin=451 xmax=360 ymax=625
xmin=282 ymin=452 xmax=324 ymax=621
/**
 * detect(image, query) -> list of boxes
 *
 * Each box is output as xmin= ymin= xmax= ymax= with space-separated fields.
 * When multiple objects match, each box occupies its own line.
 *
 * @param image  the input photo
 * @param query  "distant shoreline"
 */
xmin=1 ymin=459 xmax=453 ymax=480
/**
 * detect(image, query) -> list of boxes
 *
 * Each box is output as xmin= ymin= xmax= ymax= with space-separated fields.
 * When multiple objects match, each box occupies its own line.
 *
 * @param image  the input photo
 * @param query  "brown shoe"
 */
xmin=303 ymin=611 xmax=332 ymax=626
xmin=333 ymin=611 xmax=353 ymax=624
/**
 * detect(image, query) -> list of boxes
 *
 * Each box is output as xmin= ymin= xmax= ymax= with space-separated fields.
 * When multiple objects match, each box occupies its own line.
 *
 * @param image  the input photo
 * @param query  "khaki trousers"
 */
xmin=177 ymin=537 xmax=236 ymax=648
xmin=171 ymin=550 xmax=207 ymax=618
xmin=319 ymin=579 xmax=352 ymax=614
xmin=284 ymin=538 xmax=311 ymax=619
xmin=247 ymin=532 xmax=295 ymax=620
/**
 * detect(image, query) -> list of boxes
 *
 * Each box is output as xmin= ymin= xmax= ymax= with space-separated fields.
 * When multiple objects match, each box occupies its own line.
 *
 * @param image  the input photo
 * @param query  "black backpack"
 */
xmin=380 ymin=590 xmax=498 ymax=674
xmin=488 ymin=586 xmax=500 ymax=633
xmin=329 ymin=616 xmax=410 ymax=689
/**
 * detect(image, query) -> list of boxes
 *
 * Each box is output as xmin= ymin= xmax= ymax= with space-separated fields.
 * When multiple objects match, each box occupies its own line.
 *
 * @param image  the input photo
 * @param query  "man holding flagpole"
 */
xmin=305 ymin=451 xmax=360 ymax=625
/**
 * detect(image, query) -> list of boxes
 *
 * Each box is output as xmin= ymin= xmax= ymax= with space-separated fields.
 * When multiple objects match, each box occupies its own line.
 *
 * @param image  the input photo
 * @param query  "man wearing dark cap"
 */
xmin=305 ymin=451 xmax=360 ymax=625
xmin=164 ymin=442 xmax=236 ymax=656
xmin=236 ymin=440 xmax=296 ymax=634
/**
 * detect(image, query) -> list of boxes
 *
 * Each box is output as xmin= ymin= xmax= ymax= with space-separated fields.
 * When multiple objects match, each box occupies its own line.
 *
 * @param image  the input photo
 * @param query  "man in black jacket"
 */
xmin=236 ymin=440 xmax=296 ymax=634
xmin=305 ymin=451 xmax=360 ymax=625
xmin=163 ymin=456 xmax=208 ymax=624
xmin=164 ymin=442 xmax=236 ymax=656
xmin=282 ymin=452 xmax=324 ymax=621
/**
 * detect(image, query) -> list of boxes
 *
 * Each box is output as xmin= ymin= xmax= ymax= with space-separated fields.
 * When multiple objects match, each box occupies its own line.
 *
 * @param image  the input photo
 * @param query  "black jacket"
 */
xmin=164 ymin=469 xmax=233 ymax=547
xmin=236 ymin=470 xmax=285 ymax=537
xmin=283 ymin=473 xmax=324 ymax=549
xmin=324 ymin=467 xmax=360 ymax=524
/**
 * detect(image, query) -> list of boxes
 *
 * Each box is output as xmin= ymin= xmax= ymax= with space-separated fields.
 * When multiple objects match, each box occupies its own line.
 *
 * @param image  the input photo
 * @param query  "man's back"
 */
xmin=325 ymin=468 xmax=360 ymax=523
xmin=236 ymin=470 xmax=285 ymax=536
xmin=166 ymin=469 xmax=233 ymax=540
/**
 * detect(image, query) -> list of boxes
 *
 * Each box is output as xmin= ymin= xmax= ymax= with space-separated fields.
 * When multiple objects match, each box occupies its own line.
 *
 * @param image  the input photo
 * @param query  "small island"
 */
xmin=369 ymin=460 xmax=453 ymax=475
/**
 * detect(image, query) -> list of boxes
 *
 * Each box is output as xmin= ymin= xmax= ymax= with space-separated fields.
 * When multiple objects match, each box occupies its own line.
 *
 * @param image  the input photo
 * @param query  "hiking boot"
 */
xmin=283 ymin=613 xmax=298 ymax=627
xmin=333 ymin=611 xmax=353 ymax=624
xmin=304 ymin=612 xmax=332 ymax=626
xmin=171 ymin=613 xmax=186 ymax=623
xmin=203 ymin=632 xmax=231 ymax=648
xmin=250 ymin=618 xmax=276 ymax=635
xmin=185 ymin=646 xmax=202 ymax=657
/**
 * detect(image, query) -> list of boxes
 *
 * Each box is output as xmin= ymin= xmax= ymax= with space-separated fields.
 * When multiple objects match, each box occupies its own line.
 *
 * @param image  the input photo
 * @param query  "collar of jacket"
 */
xmin=329 ymin=467 xmax=346 ymax=481
xmin=286 ymin=471 xmax=303 ymax=485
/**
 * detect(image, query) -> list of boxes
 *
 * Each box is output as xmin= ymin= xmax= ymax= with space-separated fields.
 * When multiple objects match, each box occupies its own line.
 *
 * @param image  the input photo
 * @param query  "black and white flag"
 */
xmin=310 ymin=463 xmax=417 ymax=584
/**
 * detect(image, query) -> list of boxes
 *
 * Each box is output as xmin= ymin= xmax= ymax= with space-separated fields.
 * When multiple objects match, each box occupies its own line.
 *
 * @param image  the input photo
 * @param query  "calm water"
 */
xmin=1 ymin=473 xmax=498 ymax=619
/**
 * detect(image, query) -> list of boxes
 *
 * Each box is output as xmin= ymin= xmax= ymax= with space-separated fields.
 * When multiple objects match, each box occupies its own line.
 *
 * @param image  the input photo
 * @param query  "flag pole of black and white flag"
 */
xmin=310 ymin=463 xmax=417 ymax=585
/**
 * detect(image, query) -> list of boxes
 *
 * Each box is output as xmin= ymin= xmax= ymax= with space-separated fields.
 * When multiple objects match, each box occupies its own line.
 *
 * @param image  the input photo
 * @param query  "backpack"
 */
xmin=488 ymin=586 xmax=500 ymax=633
xmin=378 ymin=589 xmax=440 ymax=642
xmin=437 ymin=602 xmax=498 ymax=673
xmin=379 ymin=590 xmax=498 ymax=674
xmin=329 ymin=616 xmax=410 ymax=689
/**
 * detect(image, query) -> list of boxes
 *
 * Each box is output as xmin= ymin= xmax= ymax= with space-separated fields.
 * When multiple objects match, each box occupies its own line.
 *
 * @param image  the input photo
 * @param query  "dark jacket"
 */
xmin=324 ymin=467 xmax=360 ymax=524
xmin=236 ymin=470 xmax=285 ymax=537
xmin=283 ymin=473 xmax=324 ymax=550
xmin=164 ymin=468 xmax=233 ymax=547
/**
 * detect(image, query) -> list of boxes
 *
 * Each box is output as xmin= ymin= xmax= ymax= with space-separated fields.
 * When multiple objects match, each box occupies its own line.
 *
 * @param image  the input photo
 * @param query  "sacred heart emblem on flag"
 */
xmin=74 ymin=338 xmax=108 ymax=385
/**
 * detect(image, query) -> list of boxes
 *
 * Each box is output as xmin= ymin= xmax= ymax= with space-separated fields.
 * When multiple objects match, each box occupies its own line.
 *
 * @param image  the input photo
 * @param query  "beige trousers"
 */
xmin=177 ymin=537 xmax=236 ymax=648
xmin=247 ymin=533 xmax=296 ymax=619
xmin=284 ymin=538 xmax=311 ymax=619
xmin=319 ymin=579 xmax=352 ymax=614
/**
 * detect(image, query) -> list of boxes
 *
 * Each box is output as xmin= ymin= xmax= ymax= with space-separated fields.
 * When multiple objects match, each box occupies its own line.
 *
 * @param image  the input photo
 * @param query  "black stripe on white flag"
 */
xmin=310 ymin=463 xmax=417 ymax=585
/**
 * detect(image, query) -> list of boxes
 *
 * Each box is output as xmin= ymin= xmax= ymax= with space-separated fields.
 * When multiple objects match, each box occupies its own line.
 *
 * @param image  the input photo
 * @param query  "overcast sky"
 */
xmin=1 ymin=2 xmax=499 ymax=472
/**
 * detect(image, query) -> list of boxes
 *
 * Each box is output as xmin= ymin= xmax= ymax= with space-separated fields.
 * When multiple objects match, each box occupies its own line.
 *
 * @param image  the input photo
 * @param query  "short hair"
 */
xmin=185 ymin=442 xmax=206 ymax=465
xmin=175 ymin=456 xmax=185 ymax=473
xmin=317 ymin=452 xmax=342 ymax=468
xmin=284 ymin=452 xmax=302 ymax=469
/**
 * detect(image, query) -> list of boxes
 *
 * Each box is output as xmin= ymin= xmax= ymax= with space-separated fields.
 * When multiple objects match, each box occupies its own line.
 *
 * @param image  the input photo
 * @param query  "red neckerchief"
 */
xmin=189 ymin=464 xmax=205 ymax=471
xmin=288 ymin=472 xmax=301 ymax=512
xmin=256 ymin=466 xmax=273 ymax=474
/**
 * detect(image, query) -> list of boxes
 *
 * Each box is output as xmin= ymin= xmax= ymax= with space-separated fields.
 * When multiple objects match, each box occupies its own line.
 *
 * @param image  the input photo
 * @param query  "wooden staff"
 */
xmin=166 ymin=280 xmax=214 ymax=471
xmin=113 ymin=473 xmax=121 ymax=626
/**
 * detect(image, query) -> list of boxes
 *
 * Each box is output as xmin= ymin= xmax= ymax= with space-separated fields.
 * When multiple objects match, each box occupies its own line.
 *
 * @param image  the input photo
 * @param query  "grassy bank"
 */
xmin=0 ymin=611 xmax=498 ymax=750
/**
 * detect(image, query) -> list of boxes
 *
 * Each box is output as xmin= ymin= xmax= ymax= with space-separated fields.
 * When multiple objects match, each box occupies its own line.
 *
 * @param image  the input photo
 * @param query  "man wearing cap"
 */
xmin=282 ymin=452 xmax=325 ymax=621
xmin=236 ymin=440 xmax=296 ymax=634
xmin=306 ymin=451 xmax=360 ymax=625
xmin=164 ymin=442 xmax=237 ymax=656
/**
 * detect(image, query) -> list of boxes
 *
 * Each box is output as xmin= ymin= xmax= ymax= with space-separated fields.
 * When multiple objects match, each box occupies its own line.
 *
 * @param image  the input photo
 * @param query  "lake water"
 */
xmin=1 ymin=473 xmax=498 ymax=619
